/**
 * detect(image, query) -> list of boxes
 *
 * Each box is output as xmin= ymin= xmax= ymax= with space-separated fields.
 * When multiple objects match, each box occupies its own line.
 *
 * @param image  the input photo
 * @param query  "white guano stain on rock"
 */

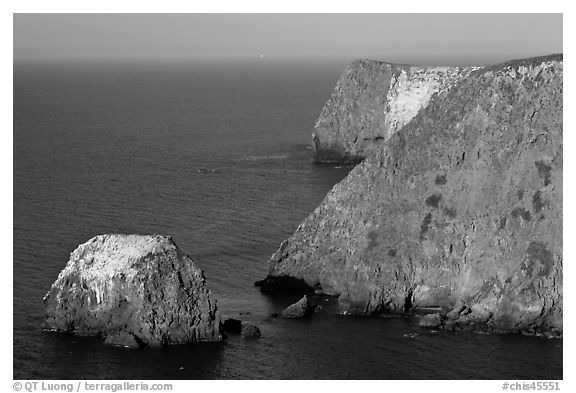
xmin=44 ymin=234 xmax=221 ymax=346
xmin=384 ymin=66 xmax=482 ymax=139
xmin=312 ymin=59 xmax=482 ymax=162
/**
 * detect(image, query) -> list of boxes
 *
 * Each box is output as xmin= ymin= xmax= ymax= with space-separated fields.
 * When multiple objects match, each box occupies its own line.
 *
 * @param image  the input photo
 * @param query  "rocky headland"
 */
xmin=44 ymin=234 xmax=222 ymax=347
xmin=312 ymin=60 xmax=481 ymax=163
xmin=259 ymin=54 xmax=563 ymax=336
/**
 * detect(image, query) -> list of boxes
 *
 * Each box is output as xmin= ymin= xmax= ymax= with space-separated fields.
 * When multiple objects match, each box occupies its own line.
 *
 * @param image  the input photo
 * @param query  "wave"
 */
xmin=244 ymin=154 xmax=289 ymax=161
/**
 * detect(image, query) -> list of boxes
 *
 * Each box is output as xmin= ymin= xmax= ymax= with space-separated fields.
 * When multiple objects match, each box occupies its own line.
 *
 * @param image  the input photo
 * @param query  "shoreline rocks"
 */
xmin=43 ymin=234 xmax=222 ymax=347
xmin=222 ymin=318 xmax=261 ymax=339
xmin=104 ymin=331 xmax=141 ymax=349
xmin=260 ymin=55 xmax=563 ymax=336
xmin=418 ymin=313 xmax=443 ymax=328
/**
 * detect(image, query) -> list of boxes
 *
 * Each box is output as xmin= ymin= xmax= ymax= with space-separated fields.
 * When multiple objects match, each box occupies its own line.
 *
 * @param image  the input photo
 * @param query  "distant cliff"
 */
xmin=260 ymin=55 xmax=563 ymax=335
xmin=312 ymin=60 xmax=481 ymax=162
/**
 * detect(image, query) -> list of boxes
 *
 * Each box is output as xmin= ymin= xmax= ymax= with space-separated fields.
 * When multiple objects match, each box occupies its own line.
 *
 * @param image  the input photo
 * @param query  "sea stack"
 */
xmin=260 ymin=55 xmax=563 ymax=336
xmin=44 ymin=234 xmax=221 ymax=347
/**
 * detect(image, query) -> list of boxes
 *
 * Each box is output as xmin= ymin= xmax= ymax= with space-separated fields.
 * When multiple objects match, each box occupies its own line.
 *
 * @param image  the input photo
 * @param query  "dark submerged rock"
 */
xmin=223 ymin=318 xmax=243 ymax=334
xmin=43 ymin=234 xmax=222 ymax=347
xmin=241 ymin=323 xmax=261 ymax=339
xmin=255 ymin=275 xmax=314 ymax=293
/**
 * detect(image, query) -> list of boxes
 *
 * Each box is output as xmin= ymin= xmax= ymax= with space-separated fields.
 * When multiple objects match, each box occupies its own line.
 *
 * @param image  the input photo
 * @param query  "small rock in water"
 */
xmin=223 ymin=318 xmax=242 ymax=334
xmin=419 ymin=313 xmax=444 ymax=328
xmin=241 ymin=323 xmax=261 ymax=339
xmin=280 ymin=295 xmax=316 ymax=318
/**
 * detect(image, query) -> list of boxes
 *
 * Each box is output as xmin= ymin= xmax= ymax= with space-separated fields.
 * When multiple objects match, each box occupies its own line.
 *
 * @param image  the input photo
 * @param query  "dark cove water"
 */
xmin=13 ymin=59 xmax=562 ymax=379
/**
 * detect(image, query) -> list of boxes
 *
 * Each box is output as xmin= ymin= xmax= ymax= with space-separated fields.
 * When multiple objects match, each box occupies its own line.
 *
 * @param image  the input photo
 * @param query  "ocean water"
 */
xmin=13 ymin=59 xmax=562 ymax=379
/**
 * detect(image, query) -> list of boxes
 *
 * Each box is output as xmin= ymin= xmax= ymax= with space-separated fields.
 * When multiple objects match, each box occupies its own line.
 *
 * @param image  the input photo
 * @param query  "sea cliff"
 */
xmin=312 ymin=60 xmax=481 ymax=162
xmin=260 ymin=55 xmax=563 ymax=335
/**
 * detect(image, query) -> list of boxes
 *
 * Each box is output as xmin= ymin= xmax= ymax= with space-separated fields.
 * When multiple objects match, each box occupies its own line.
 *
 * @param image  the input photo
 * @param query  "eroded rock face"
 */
xmin=263 ymin=55 xmax=563 ymax=335
xmin=44 ymin=234 xmax=221 ymax=346
xmin=312 ymin=59 xmax=481 ymax=162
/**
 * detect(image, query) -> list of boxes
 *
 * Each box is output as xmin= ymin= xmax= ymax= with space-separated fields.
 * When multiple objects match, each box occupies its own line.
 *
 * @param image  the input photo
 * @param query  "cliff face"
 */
xmin=262 ymin=55 xmax=563 ymax=335
xmin=312 ymin=59 xmax=481 ymax=162
xmin=44 ymin=234 xmax=221 ymax=346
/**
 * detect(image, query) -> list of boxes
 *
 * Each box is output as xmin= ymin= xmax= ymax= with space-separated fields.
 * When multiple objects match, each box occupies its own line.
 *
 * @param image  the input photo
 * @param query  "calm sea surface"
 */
xmin=13 ymin=59 xmax=562 ymax=379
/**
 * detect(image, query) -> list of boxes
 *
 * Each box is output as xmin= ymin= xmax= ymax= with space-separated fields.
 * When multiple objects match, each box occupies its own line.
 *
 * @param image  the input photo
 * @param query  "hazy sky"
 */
xmin=13 ymin=14 xmax=563 ymax=64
